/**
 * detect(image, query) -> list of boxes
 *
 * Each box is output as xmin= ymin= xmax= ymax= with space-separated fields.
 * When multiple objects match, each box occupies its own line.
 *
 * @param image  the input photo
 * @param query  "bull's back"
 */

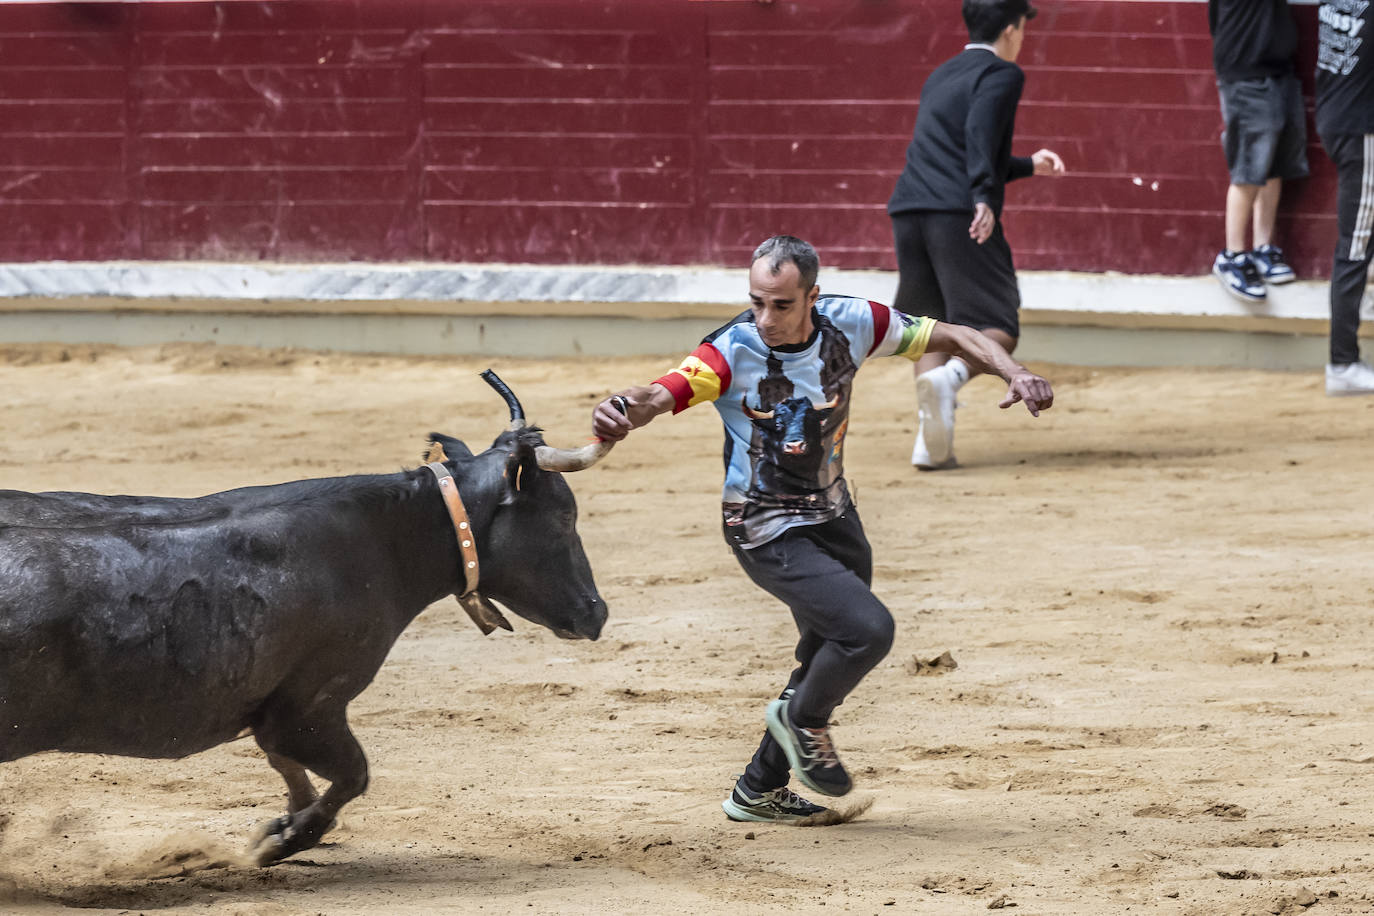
xmin=0 ymin=508 xmax=382 ymax=760
xmin=0 ymin=488 xmax=226 ymax=528
xmin=1 ymin=477 xmax=420 ymax=763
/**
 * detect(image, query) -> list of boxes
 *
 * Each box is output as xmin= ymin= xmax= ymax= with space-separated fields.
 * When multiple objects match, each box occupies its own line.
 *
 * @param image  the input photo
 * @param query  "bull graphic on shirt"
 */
xmin=741 ymin=317 xmax=856 ymax=503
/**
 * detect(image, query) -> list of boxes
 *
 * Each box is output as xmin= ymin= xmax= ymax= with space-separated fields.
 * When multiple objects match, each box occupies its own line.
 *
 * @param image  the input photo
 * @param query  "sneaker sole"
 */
xmin=764 ymin=699 xmax=850 ymax=798
xmin=1263 ymin=274 xmax=1296 ymax=285
xmin=1212 ymin=266 xmax=1266 ymax=303
xmin=915 ymin=456 xmax=958 ymax=471
xmin=915 ymin=374 xmax=953 ymax=465
xmin=721 ymin=797 xmax=808 ymax=824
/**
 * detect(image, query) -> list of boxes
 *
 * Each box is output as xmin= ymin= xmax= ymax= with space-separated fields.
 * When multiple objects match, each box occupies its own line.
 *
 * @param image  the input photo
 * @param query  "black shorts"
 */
xmin=1217 ymin=74 xmax=1309 ymax=186
xmin=890 ymin=209 xmax=1021 ymax=338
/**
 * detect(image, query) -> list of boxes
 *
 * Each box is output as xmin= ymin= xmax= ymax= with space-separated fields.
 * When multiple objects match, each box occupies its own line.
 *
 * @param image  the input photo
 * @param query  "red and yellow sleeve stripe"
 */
xmin=652 ymin=342 xmax=731 ymax=414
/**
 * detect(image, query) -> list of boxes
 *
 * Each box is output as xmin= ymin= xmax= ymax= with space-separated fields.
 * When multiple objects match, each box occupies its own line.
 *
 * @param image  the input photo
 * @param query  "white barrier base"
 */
xmin=0 ymin=262 xmax=1369 ymax=369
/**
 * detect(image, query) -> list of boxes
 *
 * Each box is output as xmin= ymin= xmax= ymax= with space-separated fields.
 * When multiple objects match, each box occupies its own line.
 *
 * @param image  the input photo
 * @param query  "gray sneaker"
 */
xmin=721 ymin=779 xmax=828 ymax=824
xmin=765 ymin=698 xmax=853 ymax=797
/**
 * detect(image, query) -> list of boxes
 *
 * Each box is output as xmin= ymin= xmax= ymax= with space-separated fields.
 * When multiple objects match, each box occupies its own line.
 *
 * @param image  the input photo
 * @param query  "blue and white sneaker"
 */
xmin=721 ymin=778 xmax=828 ymax=824
xmin=1251 ymin=244 xmax=1296 ymax=284
xmin=1212 ymin=250 xmax=1266 ymax=303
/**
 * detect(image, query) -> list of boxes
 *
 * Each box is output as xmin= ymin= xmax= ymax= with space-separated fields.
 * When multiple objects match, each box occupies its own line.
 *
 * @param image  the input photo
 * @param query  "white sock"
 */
xmin=945 ymin=359 xmax=970 ymax=389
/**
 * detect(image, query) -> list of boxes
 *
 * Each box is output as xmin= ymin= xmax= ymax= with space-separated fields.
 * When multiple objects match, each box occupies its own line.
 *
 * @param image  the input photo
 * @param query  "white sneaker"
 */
xmin=913 ymin=364 xmax=959 ymax=470
xmin=1326 ymin=361 xmax=1374 ymax=396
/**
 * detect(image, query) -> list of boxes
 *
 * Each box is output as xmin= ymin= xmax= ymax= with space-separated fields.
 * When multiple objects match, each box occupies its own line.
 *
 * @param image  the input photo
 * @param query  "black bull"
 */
xmin=0 ymin=372 xmax=610 ymax=865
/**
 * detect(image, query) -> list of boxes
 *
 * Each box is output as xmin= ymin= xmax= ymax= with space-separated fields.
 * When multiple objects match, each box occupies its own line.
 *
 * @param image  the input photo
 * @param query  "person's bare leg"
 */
xmin=1226 ymin=183 xmax=1262 ymax=252
xmin=1252 ymin=177 xmax=1281 ymax=248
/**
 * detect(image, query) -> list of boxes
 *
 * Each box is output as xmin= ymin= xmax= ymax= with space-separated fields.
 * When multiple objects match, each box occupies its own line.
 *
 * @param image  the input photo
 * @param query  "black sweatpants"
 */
xmin=1320 ymin=132 xmax=1374 ymax=365
xmin=728 ymin=509 xmax=895 ymax=793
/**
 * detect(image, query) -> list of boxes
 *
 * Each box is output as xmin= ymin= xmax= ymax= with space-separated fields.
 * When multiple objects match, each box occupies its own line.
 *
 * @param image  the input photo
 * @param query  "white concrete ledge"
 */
xmin=0 ymin=262 xmax=1368 ymax=369
xmin=0 ymin=261 xmax=1351 ymax=322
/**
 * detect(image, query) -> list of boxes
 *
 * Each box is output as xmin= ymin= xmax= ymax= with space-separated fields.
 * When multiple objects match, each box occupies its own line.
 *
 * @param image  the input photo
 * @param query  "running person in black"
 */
xmin=1316 ymin=0 xmax=1374 ymax=395
xmin=887 ymin=0 xmax=1064 ymax=471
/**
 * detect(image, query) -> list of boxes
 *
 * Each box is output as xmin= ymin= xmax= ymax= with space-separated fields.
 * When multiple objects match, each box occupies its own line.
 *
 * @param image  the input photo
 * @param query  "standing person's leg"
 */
xmin=726 ymin=512 xmax=890 ymax=803
xmin=1226 ymin=181 xmax=1263 ymax=252
xmin=893 ymin=212 xmax=962 ymax=469
xmin=1252 ymin=75 xmax=1309 ymax=284
xmin=1213 ymin=78 xmax=1276 ymax=301
xmin=1323 ymin=132 xmax=1374 ymax=395
xmin=1250 ymin=179 xmax=1280 ymax=248
xmin=893 ymin=210 xmax=948 ymax=376
xmin=911 ymin=213 xmax=1020 ymax=470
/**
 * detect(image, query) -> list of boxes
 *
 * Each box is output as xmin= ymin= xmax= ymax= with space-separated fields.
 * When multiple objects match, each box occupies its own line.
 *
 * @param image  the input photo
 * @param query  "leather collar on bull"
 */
xmin=423 ymin=457 xmax=514 ymax=636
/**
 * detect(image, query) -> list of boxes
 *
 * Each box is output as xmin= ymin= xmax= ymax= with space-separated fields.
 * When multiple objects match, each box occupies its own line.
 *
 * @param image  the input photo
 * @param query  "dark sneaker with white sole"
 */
xmin=765 ymin=697 xmax=852 ymax=797
xmin=1251 ymin=244 xmax=1296 ymax=284
xmin=1212 ymin=250 xmax=1266 ymax=302
xmin=721 ymin=779 xmax=829 ymax=824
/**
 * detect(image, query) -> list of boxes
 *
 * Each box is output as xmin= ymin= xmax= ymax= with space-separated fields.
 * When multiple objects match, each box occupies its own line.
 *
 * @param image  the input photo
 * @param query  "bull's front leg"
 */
xmin=249 ymin=708 xmax=368 ymax=866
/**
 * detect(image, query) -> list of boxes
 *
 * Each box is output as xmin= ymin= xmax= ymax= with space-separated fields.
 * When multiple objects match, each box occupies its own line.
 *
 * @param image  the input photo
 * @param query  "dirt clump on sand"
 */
xmin=1 ymin=344 xmax=1372 ymax=914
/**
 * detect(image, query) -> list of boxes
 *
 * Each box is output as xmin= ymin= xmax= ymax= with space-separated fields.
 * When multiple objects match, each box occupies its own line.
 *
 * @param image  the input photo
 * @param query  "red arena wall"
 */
xmin=0 ymin=0 xmax=1336 ymax=277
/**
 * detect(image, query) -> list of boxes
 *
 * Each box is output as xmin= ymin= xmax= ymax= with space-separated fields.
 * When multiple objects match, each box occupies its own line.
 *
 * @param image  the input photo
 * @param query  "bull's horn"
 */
xmin=818 ymin=394 xmax=840 ymax=410
xmin=741 ymin=394 xmax=773 ymax=420
xmin=535 ymin=439 xmax=614 ymax=473
xmin=481 ymin=368 xmax=528 ymax=430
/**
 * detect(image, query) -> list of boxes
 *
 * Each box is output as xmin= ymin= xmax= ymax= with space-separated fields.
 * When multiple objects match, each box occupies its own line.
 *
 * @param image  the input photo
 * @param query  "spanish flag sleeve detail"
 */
xmin=652 ymin=341 xmax=731 ymax=414
xmin=867 ymin=302 xmax=936 ymax=363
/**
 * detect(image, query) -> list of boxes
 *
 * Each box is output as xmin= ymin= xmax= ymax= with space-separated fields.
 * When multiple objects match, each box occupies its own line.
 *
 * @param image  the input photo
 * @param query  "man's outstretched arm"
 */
xmin=926 ymin=323 xmax=1054 ymax=416
xmin=591 ymin=384 xmax=677 ymax=441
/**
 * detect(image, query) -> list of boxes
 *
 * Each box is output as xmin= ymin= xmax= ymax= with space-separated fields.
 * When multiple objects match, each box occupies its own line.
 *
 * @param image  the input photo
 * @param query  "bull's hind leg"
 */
xmin=249 ymin=708 xmax=368 ymax=865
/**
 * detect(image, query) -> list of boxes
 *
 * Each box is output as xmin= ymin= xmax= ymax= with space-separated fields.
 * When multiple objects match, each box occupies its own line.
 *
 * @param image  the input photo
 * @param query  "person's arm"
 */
xmin=1006 ymin=154 xmax=1035 ymax=182
xmin=927 ymin=322 xmax=1054 ymax=416
xmin=964 ymin=65 xmax=1026 ymax=238
xmin=591 ymin=340 xmax=730 ymax=440
xmin=591 ymin=384 xmax=676 ymax=442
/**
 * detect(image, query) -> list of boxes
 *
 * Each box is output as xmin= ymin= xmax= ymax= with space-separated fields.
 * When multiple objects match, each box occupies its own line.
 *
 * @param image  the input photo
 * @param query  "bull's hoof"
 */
xmin=248 ymin=815 xmax=293 ymax=866
xmin=247 ymin=813 xmax=338 ymax=866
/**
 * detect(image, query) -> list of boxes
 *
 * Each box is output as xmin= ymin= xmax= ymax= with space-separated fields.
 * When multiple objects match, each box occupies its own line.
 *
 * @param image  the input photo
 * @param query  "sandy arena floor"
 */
xmin=1 ymin=342 xmax=1372 ymax=915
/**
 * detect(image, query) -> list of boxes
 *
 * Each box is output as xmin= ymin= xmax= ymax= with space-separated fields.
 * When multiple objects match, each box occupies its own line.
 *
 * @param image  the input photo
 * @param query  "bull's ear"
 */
xmin=501 ymin=441 xmax=539 ymax=503
xmin=425 ymin=433 xmax=473 ymax=464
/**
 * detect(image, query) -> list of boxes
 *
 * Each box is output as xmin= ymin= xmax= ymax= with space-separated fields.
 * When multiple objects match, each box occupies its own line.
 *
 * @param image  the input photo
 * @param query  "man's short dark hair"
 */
xmin=963 ymin=0 xmax=1037 ymax=44
xmin=752 ymin=235 xmax=819 ymax=291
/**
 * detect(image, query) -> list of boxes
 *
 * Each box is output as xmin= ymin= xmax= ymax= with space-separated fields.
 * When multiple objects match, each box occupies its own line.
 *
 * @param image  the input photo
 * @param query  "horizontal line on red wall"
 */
xmin=426 ymin=131 xmax=694 ymax=139
xmin=146 ymin=165 xmax=406 ymax=172
xmin=430 ymin=165 xmax=685 ymax=174
xmin=425 ymin=201 xmax=693 ymax=209
xmin=424 ymin=63 xmax=693 ymax=71
xmin=141 ymin=131 xmax=409 ymax=139
xmin=427 ymin=29 xmax=668 ymax=36
xmin=0 ymin=131 xmax=124 ymax=138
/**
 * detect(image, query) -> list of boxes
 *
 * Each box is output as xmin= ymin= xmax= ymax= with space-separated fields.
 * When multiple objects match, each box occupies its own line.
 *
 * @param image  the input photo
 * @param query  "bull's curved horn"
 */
xmin=740 ymin=394 xmax=774 ymax=420
xmin=535 ymin=439 xmax=614 ymax=472
xmin=817 ymin=394 xmax=841 ymax=410
xmin=481 ymin=369 xmax=528 ymax=430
